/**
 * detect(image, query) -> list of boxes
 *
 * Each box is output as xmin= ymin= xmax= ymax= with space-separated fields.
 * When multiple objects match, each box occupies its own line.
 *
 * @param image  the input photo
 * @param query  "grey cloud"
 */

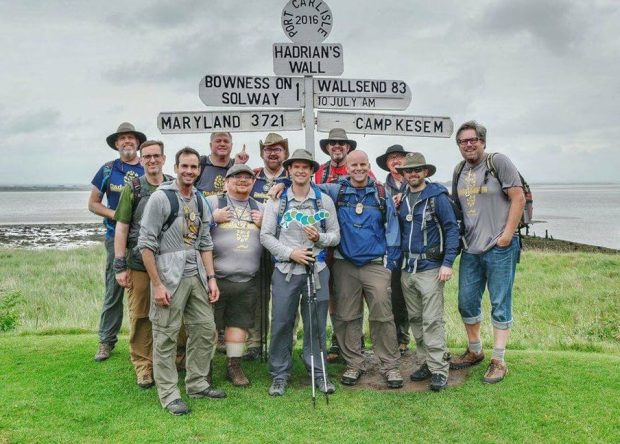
xmin=0 ymin=109 xmax=61 ymax=136
xmin=478 ymin=0 xmax=583 ymax=55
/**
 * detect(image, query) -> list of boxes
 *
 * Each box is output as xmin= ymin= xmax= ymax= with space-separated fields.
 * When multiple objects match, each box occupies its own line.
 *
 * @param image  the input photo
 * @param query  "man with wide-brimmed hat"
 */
xmin=244 ymin=133 xmax=290 ymax=361
xmin=376 ymin=144 xmax=412 ymax=356
xmin=260 ymin=149 xmax=340 ymax=397
xmin=89 ymin=122 xmax=146 ymax=362
xmin=396 ymin=152 xmax=460 ymax=391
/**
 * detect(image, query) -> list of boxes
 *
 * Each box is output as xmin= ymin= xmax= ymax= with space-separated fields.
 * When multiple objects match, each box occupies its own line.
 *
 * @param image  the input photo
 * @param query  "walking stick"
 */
xmin=306 ymin=259 xmax=329 ymax=406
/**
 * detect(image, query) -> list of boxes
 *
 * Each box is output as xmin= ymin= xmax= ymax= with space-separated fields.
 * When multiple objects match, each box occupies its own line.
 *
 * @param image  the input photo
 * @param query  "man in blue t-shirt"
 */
xmin=88 ymin=122 xmax=146 ymax=362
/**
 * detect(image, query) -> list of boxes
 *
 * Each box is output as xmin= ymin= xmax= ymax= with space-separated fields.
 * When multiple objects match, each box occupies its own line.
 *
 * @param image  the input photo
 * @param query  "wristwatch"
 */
xmin=207 ymin=275 xmax=217 ymax=280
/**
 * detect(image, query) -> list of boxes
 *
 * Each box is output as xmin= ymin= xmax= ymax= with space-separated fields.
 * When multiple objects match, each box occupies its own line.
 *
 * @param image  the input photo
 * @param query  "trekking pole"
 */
xmin=305 ymin=261 xmax=317 ymax=408
xmin=307 ymin=259 xmax=329 ymax=406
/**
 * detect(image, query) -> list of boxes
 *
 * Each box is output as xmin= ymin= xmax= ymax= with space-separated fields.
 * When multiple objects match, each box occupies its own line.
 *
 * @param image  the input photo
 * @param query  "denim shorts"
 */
xmin=458 ymin=235 xmax=520 ymax=330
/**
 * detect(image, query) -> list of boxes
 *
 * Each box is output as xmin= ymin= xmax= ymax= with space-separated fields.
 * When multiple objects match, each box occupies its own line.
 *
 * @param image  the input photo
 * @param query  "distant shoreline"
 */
xmin=0 ymin=222 xmax=617 ymax=253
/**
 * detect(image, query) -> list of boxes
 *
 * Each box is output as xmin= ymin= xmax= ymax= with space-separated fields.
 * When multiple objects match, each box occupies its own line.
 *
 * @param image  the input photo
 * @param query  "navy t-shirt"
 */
xmin=251 ymin=168 xmax=288 ymax=203
xmin=91 ymin=159 xmax=144 ymax=239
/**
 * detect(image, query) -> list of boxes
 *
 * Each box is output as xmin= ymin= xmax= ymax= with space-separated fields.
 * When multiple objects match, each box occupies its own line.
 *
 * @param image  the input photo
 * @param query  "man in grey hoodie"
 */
xmin=138 ymin=147 xmax=225 ymax=416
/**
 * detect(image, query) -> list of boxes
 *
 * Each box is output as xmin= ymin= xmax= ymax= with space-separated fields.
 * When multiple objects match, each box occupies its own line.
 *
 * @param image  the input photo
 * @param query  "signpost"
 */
xmin=317 ymin=111 xmax=453 ymax=137
xmin=158 ymin=110 xmax=303 ymax=134
xmin=199 ymin=75 xmax=304 ymax=108
xmin=157 ymin=0 xmax=454 ymax=157
xmin=272 ymin=43 xmax=343 ymax=76
xmin=313 ymin=77 xmax=411 ymax=110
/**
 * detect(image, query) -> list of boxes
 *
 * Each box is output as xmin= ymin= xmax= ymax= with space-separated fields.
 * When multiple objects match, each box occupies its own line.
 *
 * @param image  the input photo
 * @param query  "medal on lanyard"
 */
xmin=405 ymin=214 xmax=413 ymax=222
xmin=355 ymin=203 xmax=364 ymax=215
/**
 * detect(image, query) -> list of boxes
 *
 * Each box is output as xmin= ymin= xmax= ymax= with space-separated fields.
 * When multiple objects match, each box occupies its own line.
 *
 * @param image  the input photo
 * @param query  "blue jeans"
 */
xmin=98 ymin=238 xmax=125 ymax=345
xmin=269 ymin=268 xmax=329 ymax=381
xmin=458 ymin=236 xmax=520 ymax=330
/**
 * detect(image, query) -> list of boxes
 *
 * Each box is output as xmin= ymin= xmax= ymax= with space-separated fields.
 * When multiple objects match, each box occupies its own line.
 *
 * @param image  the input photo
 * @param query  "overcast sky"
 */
xmin=1 ymin=0 xmax=618 ymax=185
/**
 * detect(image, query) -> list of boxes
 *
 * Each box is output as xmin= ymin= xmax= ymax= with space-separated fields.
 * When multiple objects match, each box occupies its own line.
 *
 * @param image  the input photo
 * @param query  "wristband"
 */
xmin=207 ymin=275 xmax=217 ymax=280
xmin=113 ymin=256 xmax=127 ymax=273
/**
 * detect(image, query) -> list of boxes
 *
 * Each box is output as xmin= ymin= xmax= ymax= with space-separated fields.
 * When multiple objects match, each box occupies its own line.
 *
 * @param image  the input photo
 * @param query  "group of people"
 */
xmin=88 ymin=120 xmax=525 ymax=415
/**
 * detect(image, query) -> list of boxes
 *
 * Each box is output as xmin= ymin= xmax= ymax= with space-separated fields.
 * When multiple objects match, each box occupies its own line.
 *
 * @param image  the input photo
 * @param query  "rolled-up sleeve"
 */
xmin=260 ymin=199 xmax=294 ymax=261
xmin=316 ymin=195 xmax=340 ymax=248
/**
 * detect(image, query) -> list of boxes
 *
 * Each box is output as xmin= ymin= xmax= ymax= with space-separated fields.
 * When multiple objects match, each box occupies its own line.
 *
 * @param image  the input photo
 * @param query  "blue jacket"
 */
xmin=398 ymin=182 xmax=459 ymax=273
xmin=319 ymin=179 xmax=401 ymax=269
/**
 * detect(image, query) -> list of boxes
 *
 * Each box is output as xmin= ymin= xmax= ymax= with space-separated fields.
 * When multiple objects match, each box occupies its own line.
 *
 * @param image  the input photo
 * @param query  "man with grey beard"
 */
xmin=88 ymin=122 xmax=146 ymax=362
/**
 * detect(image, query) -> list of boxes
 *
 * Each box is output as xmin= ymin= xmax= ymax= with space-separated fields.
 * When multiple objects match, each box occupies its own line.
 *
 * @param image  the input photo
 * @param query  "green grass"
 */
xmin=0 ymin=334 xmax=618 ymax=443
xmin=1 ymin=247 xmax=619 ymax=353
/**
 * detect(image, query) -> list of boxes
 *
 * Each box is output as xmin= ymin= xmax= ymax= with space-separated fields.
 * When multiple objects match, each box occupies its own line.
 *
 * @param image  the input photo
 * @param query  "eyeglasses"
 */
xmin=141 ymin=154 xmax=162 ymax=161
xmin=264 ymin=147 xmax=284 ymax=154
xmin=457 ymin=137 xmax=480 ymax=146
xmin=328 ymin=140 xmax=347 ymax=146
xmin=401 ymin=167 xmax=426 ymax=174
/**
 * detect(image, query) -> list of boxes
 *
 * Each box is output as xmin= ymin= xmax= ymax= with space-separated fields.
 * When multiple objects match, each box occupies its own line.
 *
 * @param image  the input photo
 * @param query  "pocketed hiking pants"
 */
xmin=127 ymin=269 xmax=187 ymax=379
xmin=98 ymin=238 xmax=124 ymax=346
xmin=332 ymin=260 xmax=400 ymax=374
xmin=150 ymin=275 xmax=216 ymax=408
xmin=401 ymin=267 xmax=449 ymax=377
xmin=268 ymin=268 xmax=329 ymax=381
xmin=390 ymin=267 xmax=410 ymax=346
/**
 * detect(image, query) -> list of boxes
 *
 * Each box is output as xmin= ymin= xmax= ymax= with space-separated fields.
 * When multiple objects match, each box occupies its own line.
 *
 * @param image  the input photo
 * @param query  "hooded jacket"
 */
xmin=398 ymin=182 xmax=460 ymax=273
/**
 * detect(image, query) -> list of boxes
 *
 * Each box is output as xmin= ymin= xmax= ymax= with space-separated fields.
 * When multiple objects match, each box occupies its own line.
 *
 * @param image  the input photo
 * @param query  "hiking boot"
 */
xmin=315 ymin=376 xmax=336 ymax=394
xmin=165 ymin=398 xmax=190 ymax=416
xmin=483 ymin=358 xmax=508 ymax=384
xmin=94 ymin=343 xmax=113 ymax=362
xmin=137 ymin=372 xmax=154 ymax=389
xmin=385 ymin=369 xmax=404 ymax=389
xmin=398 ymin=343 xmax=409 ymax=356
xmin=341 ymin=367 xmax=363 ymax=386
xmin=189 ymin=386 xmax=227 ymax=399
xmin=268 ymin=379 xmax=287 ymax=396
xmin=430 ymin=373 xmax=448 ymax=391
xmin=410 ymin=363 xmax=432 ymax=382
xmin=226 ymin=357 xmax=250 ymax=387
xmin=242 ymin=346 xmax=261 ymax=361
xmin=449 ymin=348 xmax=485 ymax=369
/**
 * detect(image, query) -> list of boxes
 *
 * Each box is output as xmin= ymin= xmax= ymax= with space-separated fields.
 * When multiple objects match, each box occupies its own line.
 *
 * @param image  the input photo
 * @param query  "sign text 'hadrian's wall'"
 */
xmin=273 ymin=43 xmax=343 ymax=76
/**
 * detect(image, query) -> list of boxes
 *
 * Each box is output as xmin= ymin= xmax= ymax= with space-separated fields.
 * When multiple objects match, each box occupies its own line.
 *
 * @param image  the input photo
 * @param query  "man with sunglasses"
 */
xmin=449 ymin=121 xmax=525 ymax=384
xmin=396 ymin=153 xmax=460 ymax=391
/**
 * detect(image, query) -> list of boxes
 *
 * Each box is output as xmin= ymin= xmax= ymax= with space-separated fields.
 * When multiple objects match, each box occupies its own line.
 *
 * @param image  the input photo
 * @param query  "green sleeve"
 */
xmin=114 ymin=185 xmax=134 ymax=223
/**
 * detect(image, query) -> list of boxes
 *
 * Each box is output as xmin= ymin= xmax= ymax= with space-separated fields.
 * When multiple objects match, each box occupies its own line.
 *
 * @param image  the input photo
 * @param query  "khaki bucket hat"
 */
xmin=395 ymin=152 xmax=437 ymax=177
xmin=106 ymin=122 xmax=147 ymax=150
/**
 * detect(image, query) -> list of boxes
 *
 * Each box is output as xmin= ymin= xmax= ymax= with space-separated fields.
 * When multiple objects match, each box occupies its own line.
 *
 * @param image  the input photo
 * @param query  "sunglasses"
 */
xmin=401 ymin=167 xmax=426 ymax=174
xmin=327 ymin=140 xmax=347 ymax=146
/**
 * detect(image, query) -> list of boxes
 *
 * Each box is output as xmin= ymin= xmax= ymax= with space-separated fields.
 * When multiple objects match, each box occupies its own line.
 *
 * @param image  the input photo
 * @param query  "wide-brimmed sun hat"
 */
xmin=106 ymin=122 xmax=147 ymax=150
xmin=375 ymin=144 xmax=411 ymax=172
xmin=283 ymin=149 xmax=320 ymax=173
xmin=395 ymin=152 xmax=436 ymax=177
xmin=319 ymin=128 xmax=357 ymax=154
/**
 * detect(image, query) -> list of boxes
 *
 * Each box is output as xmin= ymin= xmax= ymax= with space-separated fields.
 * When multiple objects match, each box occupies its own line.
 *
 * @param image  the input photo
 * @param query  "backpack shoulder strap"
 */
xmin=130 ymin=176 xmax=143 ymax=210
xmin=376 ymin=183 xmax=387 ymax=215
xmin=335 ymin=183 xmax=346 ymax=208
xmin=248 ymin=196 xmax=259 ymax=212
xmin=161 ymin=189 xmax=179 ymax=233
xmin=451 ymin=160 xmax=466 ymax=207
xmin=310 ymin=183 xmax=326 ymax=232
xmin=195 ymin=190 xmax=204 ymax=219
xmin=100 ymin=160 xmax=116 ymax=194
xmin=320 ymin=162 xmax=331 ymax=184
xmin=275 ymin=188 xmax=289 ymax=239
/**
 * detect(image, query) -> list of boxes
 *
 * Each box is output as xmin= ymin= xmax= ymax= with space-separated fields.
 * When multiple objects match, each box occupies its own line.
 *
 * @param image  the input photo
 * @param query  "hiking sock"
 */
xmin=225 ymin=342 xmax=245 ymax=358
xmin=469 ymin=340 xmax=483 ymax=354
xmin=492 ymin=347 xmax=506 ymax=362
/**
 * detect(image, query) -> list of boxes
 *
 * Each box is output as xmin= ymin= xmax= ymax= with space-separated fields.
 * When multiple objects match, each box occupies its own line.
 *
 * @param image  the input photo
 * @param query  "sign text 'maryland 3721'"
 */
xmin=273 ymin=43 xmax=343 ymax=76
xmin=158 ymin=110 xmax=303 ymax=133
xmin=199 ymin=75 xmax=304 ymax=108
xmin=317 ymin=111 xmax=453 ymax=137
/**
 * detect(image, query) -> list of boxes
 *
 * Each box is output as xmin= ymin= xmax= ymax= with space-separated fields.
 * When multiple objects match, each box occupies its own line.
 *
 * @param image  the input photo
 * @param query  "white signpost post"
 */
xmin=157 ymin=0 xmax=453 ymax=156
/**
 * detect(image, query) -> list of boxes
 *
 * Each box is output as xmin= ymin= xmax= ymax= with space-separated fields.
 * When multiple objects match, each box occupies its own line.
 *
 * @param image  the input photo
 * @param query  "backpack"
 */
xmin=452 ymin=153 xmax=533 ymax=230
xmin=275 ymin=183 xmax=326 ymax=239
xmin=335 ymin=182 xmax=387 ymax=223
xmin=99 ymin=160 xmax=116 ymax=194
xmin=401 ymin=191 xmax=462 ymax=261
xmin=130 ymin=174 xmax=174 ymax=212
xmin=160 ymin=189 xmax=206 ymax=233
